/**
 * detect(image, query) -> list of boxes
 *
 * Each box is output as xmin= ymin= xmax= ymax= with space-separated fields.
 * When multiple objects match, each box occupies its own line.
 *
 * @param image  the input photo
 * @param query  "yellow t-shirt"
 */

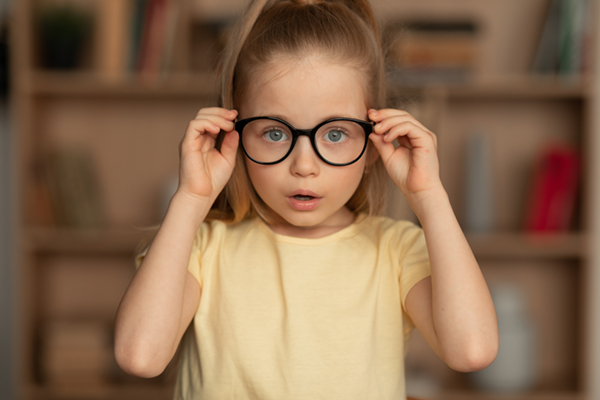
xmin=149 ymin=214 xmax=431 ymax=400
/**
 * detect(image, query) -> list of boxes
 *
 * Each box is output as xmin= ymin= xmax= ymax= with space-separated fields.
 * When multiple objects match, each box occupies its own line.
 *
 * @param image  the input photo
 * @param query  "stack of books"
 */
xmin=385 ymin=21 xmax=478 ymax=87
xmin=97 ymin=0 xmax=182 ymax=81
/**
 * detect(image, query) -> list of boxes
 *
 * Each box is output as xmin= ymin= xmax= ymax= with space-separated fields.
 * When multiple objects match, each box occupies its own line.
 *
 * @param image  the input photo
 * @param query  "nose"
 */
xmin=289 ymin=136 xmax=320 ymax=177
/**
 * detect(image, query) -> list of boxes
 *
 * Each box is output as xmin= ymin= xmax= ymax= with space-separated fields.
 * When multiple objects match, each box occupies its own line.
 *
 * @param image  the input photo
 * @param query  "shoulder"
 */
xmin=195 ymin=217 xmax=262 ymax=250
xmin=360 ymin=214 xmax=423 ymax=241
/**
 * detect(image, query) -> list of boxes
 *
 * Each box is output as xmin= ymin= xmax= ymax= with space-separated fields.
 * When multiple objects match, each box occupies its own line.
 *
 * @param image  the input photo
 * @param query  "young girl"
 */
xmin=114 ymin=0 xmax=499 ymax=398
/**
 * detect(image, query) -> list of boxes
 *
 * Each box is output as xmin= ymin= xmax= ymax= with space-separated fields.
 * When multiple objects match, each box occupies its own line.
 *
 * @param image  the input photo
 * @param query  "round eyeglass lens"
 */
xmin=315 ymin=120 xmax=366 ymax=164
xmin=241 ymin=119 xmax=293 ymax=163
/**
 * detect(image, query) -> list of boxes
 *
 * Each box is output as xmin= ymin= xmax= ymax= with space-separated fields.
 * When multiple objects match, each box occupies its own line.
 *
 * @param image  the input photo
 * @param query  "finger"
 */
xmin=373 ymin=113 xmax=431 ymax=135
xmin=369 ymin=108 xmax=410 ymax=122
xmin=381 ymin=121 xmax=435 ymax=150
xmin=368 ymin=131 xmax=397 ymax=162
xmin=397 ymin=135 xmax=413 ymax=150
xmin=192 ymin=114 xmax=236 ymax=134
xmin=196 ymin=107 xmax=238 ymax=120
xmin=220 ymin=130 xmax=240 ymax=167
xmin=181 ymin=120 xmax=221 ymax=155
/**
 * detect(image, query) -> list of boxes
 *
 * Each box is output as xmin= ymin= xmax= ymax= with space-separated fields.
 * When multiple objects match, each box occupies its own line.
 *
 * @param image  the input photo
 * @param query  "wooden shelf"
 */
xmin=25 ymin=226 xmax=151 ymax=255
xmin=24 ymin=226 xmax=587 ymax=260
xmin=440 ymin=390 xmax=583 ymax=400
xmin=391 ymin=75 xmax=588 ymax=100
xmin=25 ymin=383 xmax=173 ymax=400
xmin=28 ymin=71 xmax=587 ymax=101
xmin=466 ymin=232 xmax=588 ymax=260
xmin=24 ymin=71 xmax=219 ymax=99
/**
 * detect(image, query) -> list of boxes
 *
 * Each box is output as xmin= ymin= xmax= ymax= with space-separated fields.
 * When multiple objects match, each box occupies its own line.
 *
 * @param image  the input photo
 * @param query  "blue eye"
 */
xmin=264 ymin=129 xmax=288 ymax=142
xmin=324 ymin=129 xmax=347 ymax=143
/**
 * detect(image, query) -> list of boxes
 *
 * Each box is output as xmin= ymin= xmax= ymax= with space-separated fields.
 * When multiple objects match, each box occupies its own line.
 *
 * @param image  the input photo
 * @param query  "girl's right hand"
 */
xmin=177 ymin=107 xmax=239 ymax=205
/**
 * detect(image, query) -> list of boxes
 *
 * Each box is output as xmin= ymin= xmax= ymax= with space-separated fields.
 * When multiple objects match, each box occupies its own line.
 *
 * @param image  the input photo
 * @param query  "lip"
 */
xmin=287 ymin=190 xmax=322 ymax=211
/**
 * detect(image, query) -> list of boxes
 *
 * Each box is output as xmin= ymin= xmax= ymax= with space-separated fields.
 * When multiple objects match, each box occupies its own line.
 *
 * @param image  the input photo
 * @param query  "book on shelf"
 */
xmin=532 ymin=0 xmax=591 ymax=77
xmin=97 ymin=0 xmax=181 ymax=81
xmin=385 ymin=21 xmax=478 ymax=87
xmin=524 ymin=144 xmax=579 ymax=232
xmin=42 ymin=148 xmax=106 ymax=228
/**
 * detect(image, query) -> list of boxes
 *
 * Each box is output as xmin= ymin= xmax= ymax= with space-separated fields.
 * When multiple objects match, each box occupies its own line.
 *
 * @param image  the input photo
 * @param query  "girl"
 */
xmin=114 ymin=0 xmax=499 ymax=398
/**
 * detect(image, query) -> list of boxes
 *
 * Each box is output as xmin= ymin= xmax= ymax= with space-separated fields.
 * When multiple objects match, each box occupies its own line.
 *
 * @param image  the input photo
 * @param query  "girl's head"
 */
xmin=212 ymin=0 xmax=389 ymax=225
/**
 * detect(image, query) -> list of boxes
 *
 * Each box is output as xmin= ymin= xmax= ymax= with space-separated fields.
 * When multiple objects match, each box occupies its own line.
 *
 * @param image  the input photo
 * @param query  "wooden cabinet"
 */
xmin=12 ymin=0 xmax=600 ymax=399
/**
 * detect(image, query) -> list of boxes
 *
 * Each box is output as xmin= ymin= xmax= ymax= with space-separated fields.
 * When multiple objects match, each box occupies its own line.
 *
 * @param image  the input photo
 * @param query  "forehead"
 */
xmin=239 ymin=57 xmax=369 ymax=125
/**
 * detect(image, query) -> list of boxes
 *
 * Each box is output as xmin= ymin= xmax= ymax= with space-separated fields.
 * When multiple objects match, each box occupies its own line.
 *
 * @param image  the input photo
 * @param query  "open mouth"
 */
xmin=293 ymin=195 xmax=315 ymax=201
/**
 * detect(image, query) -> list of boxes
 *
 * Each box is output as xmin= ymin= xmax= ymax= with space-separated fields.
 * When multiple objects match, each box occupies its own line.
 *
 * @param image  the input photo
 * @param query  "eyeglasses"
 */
xmin=235 ymin=116 xmax=374 ymax=166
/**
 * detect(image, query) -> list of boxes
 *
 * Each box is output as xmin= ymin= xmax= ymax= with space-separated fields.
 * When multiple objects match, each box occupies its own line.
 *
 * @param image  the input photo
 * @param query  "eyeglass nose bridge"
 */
xmin=286 ymin=127 xmax=318 ymax=158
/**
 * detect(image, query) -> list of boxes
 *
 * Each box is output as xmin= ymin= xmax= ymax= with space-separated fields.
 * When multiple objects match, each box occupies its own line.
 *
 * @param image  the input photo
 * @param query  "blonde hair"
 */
xmin=209 ymin=0 xmax=389 ymax=223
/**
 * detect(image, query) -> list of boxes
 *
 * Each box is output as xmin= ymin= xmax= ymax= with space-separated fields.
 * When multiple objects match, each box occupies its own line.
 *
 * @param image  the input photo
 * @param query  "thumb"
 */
xmin=369 ymin=134 xmax=395 ymax=163
xmin=220 ymin=130 xmax=239 ymax=167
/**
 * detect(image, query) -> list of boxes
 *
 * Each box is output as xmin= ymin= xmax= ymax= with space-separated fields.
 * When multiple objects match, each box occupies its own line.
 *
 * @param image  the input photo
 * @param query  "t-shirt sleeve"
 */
xmin=134 ymin=228 xmax=204 ymax=287
xmin=399 ymin=224 xmax=431 ymax=315
xmin=399 ymin=224 xmax=431 ymax=336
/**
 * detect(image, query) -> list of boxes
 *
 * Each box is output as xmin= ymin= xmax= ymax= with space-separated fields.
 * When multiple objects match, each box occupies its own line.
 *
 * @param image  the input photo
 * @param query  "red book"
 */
xmin=524 ymin=145 xmax=579 ymax=232
xmin=136 ymin=0 xmax=169 ymax=79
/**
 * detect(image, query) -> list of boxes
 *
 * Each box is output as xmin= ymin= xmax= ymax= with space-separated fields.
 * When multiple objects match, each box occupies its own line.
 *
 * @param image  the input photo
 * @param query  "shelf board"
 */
xmin=25 ymin=383 xmax=173 ymax=400
xmin=27 ymin=71 xmax=587 ymax=100
xmin=440 ymin=390 xmax=583 ymax=400
xmin=24 ymin=226 xmax=587 ymax=260
xmin=466 ymin=232 xmax=587 ymax=260
xmin=25 ymin=226 xmax=152 ymax=255
xmin=26 ymin=71 xmax=220 ymax=98
xmin=393 ymin=75 xmax=588 ymax=100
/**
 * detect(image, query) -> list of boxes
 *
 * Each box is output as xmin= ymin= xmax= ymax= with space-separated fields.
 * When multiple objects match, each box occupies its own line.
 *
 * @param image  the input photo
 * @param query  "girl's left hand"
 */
xmin=368 ymin=108 xmax=443 ymax=204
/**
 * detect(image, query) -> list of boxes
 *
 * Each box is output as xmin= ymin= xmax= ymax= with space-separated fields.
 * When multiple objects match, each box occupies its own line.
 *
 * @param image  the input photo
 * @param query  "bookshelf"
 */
xmin=11 ymin=0 xmax=600 ymax=399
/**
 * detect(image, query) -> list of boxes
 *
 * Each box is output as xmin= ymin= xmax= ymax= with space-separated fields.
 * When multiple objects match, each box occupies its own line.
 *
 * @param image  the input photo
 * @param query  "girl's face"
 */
xmin=239 ymin=57 xmax=371 ymax=238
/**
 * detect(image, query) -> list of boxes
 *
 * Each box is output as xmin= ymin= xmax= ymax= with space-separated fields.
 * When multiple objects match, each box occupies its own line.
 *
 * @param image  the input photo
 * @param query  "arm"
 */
xmin=368 ymin=109 xmax=498 ymax=372
xmin=114 ymin=108 xmax=239 ymax=378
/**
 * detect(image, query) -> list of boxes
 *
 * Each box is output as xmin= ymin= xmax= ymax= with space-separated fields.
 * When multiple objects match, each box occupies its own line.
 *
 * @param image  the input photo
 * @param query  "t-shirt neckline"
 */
xmin=255 ymin=213 xmax=369 ymax=245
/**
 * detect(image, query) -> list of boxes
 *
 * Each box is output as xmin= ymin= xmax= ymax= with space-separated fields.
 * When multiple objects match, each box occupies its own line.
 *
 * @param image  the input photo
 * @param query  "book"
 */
xmin=128 ymin=0 xmax=149 ymax=72
xmin=137 ymin=0 xmax=170 ymax=80
xmin=385 ymin=21 xmax=478 ymax=86
xmin=532 ymin=0 xmax=589 ymax=76
xmin=524 ymin=145 xmax=579 ymax=232
xmin=96 ymin=0 xmax=130 ymax=81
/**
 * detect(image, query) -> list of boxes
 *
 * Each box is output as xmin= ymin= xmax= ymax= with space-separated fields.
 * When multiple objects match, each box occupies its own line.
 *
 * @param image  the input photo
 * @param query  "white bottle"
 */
xmin=470 ymin=284 xmax=537 ymax=392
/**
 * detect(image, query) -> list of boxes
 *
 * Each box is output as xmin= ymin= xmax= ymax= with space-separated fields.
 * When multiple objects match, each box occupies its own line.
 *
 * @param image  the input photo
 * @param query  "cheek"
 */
xmin=336 ymin=162 xmax=366 ymax=193
xmin=245 ymin=159 xmax=275 ymax=197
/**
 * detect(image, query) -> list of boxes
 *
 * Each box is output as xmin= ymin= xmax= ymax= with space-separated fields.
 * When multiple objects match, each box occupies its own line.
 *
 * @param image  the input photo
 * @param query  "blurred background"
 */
xmin=2 ymin=0 xmax=600 ymax=399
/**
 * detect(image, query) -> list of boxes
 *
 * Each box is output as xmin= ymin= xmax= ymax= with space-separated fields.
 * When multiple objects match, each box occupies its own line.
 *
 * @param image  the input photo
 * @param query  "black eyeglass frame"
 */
xmin=235 ymin=116 xmax=374 ymax=166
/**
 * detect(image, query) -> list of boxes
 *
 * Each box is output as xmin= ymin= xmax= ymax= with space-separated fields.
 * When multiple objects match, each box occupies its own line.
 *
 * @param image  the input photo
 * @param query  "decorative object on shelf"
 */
xmin=463 ymin=132 xmax=494 ymax=233
xmin=43 ymin=148 xmax=106 ymax=228
xmin=384 ymin=20 xmax=479 ymax=87
xmin=523 ymin=144 xmax=580 ymax=232
xmin=36 ymin=3 xmax=92 ymax=69
xmin=405 ymin=370 xmax=441 ymax=399
xmin=470 ymin=283 xmax=538 ymax=392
